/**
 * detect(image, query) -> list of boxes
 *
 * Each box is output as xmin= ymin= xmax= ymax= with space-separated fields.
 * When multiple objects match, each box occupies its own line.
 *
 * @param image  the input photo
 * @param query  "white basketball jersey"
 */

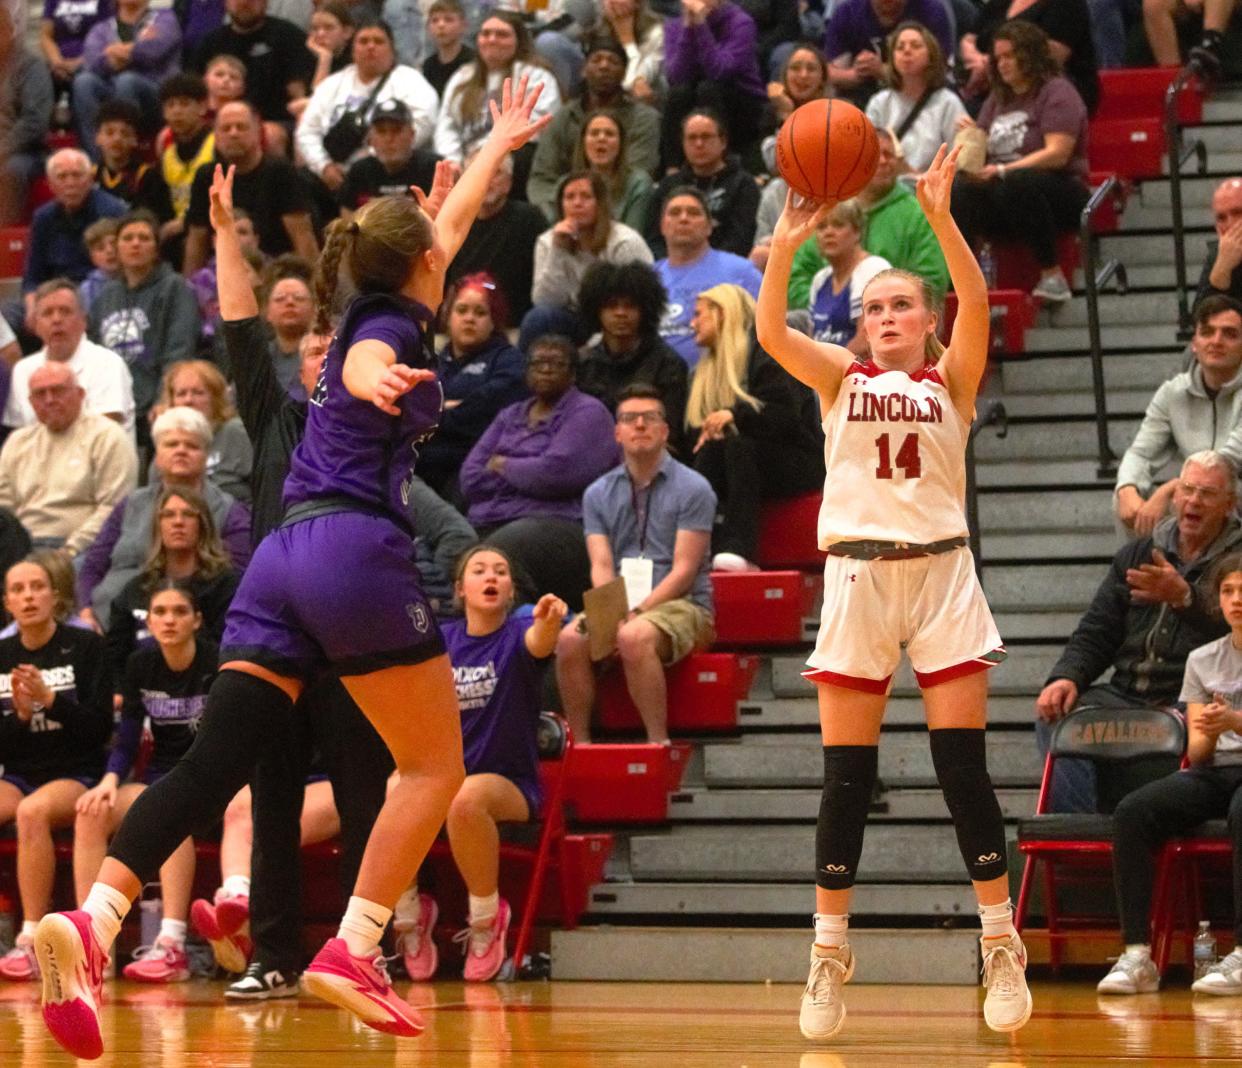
xmin=817 ymin=360 xmax=970 ymax=547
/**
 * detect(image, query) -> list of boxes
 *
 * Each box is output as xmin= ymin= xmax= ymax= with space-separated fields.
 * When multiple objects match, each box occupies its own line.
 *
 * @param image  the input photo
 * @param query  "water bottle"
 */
xmin=139 ymin=889 xmax=162 ymax=949
xmin=978 ymin=243 xmax=998 ymax=290
xmin=1193 ymin=920 xmax=1217 ymax=980
xmin=53 ymin=92 xmax=72 ymax=130
xmin=0 ymin=892 xmax=15 ymax=953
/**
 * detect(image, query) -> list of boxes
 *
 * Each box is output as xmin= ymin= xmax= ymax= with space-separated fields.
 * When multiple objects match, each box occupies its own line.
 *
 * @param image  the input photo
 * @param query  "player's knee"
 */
xmin=815 ymin=746 xmax=878 ymax=891
xmin=223 ymin=790 xmax=252 ymax=829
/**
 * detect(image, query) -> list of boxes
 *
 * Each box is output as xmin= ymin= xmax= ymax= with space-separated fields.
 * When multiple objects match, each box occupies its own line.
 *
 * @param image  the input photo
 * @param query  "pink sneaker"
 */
xmin=122 ymin=937 xmax=190 ymax=983
xmin=0 ymin=940 xmax=38 ymax=981
xmin=33 ymin=910 xmax=109 ymax=1060
xmin=191 ymin=898 xmax=254 ymax=974
xmin=394 ymin=895 xmax=439 ymax=981
xmin=456 ymin=900 xmax=511 ymax=983
xmin=301 ymin=937 xmax=424 ymax=1037
xmin=214 ymin=893 xmax=250 ymax=936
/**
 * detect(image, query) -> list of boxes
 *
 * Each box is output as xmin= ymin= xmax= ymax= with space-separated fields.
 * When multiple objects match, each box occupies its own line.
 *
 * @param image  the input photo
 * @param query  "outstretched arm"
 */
xmin=209 ymin=166 xmax=258 ymax=323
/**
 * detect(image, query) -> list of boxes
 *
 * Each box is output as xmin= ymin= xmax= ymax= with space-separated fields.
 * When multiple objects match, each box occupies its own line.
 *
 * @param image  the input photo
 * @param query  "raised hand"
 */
xmin=772 ymin=188 xmax=832 ymax=249
xmin=208 ymin=164 xmax=236 ymax=234
xmin=371 ymin=365 xmax=437 ymax=416
xmin=533 ymin=593 xmax=569 ymax=624
xmin=412 ymin=159 xmax=461 ymax=220
xmin=915 ymin=143 xmax=960 ymax=225
xmin=487 ymin=75 xmax=553 ymax=154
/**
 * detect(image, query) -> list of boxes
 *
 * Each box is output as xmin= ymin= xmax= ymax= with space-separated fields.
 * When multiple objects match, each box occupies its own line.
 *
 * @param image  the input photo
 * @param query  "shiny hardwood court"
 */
xmin=1 ymin=978 xmax=1238 ymax=1066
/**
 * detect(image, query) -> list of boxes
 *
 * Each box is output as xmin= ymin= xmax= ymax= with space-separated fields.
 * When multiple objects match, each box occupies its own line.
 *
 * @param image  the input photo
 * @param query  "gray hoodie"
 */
xmin=88 ymin=262 xmax=201 ymax=418
xmin=1116 ymin=361 xmax=1242 ymax=494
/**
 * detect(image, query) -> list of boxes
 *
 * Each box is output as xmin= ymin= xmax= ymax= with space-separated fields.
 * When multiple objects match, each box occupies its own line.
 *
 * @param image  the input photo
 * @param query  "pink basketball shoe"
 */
xmin=456 ymin=900 xmax=511 ymax=983
xmin=214 ymin=893 xmax=250 ymax=936
xmin=122 ymin=936 xmax=190 ymax=983
xmin=191 ymin=897 xmax=254 ymax=974
xmin=33 ymin=910 xmax=109 ymax=1060
xmin=394 ymin=895 xmax=439 ymax=981
xmin=301 ymin=937 xmax=424 ymax=1037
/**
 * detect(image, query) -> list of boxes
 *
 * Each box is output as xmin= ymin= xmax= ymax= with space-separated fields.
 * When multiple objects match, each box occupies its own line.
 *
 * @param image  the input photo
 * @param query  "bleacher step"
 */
xmin=1000 ymin=349 xmax=1183 ymax=393
xmin=1035 ymin=291 xmax=1181 ymax=328
xmin=738 ymin=692 xmax=1035 ymax=728
xmin=551 ymin=926 xmax=981 ymax=983
xmin=973 ymin=417 xmax=1142 ymax=462
xmin=983 ymin=562 xmax=1101 ymax=610
xmin=1025 ymin=324 xmax=1180 ymax=353
xmin=982 ymin=529 xmax=1117 ymax=561
xmin=999 ymin=385 xmax=1166 ymax=417
xmin=977 ymin=488 xmax=1116 ymax=533
xmin=993 ymin=609 xmax=1082 ymax=642
xmin=976 ymin=458 xmax=1116 ymax=487
xmin=666 ymin=786 xmax=1036 ymax=822
xmin=1099 ymin=230 xmax=1210 ymax=264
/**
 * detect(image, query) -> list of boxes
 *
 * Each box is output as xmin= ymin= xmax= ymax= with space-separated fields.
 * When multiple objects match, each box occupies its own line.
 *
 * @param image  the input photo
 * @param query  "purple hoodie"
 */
xmin=82 ymin=8 xmax=182 ymax=84
xmin=663 ymin=2 xmax=766 ymax=100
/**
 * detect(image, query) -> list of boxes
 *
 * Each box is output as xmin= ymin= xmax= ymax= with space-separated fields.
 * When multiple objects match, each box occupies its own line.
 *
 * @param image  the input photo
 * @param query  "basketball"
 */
xmin=775 ymin=98 xmax=881 ymax=202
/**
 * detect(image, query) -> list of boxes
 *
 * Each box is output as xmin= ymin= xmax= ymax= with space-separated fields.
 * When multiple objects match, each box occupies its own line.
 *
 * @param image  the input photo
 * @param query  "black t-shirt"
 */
xmin=118 ymin=640 xmax=217 ymax=775
xmin=422 ymin=46 xmax=474 ymax=99
xmin=186 ymin=156 xmax=310 ymax=257
xmin=447 ymin=199 xmax=547 ymax=321
xmin=339 ymin=151 xmax=441 ymax=212
xmin=192 ymin=17 xmax=316 ymax=122
xmin=0 ymin=624 xmax=112 ymax=784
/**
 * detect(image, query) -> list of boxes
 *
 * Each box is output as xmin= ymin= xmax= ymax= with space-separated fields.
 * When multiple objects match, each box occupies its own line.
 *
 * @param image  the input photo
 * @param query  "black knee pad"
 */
xmin=815 ymin=746 xmax=878 ymax=891
xmin=929 ymin=728 xmax=1008 ymax=882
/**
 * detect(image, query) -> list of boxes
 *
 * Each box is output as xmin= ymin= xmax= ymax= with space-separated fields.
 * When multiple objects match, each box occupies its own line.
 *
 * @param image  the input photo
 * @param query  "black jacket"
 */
xmin=646 ymin=156 xmax=761 ymax=258
xmin=1194 ymin=239 xmax=1242 ymax=309
xmin=578 ymin=335 xmax=690 ymax=454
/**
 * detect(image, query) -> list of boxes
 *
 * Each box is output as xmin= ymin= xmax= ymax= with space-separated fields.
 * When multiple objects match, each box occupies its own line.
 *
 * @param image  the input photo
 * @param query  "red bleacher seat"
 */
xmin=596 ymin=652 xmax=759 ymax=734
xmin=711 ymin=570 xmax=820 ymax=646
xmin=991 ymin=233 xmax=1082 ymax=296
xmin=1095 ymin=68 xmax=1203 ymax=125
xmin=0 ymin=227 xmax=28 ymax=279
xmin=1088 ymin=117 xmax=1165 ymax=180
xmin=564 ymin=742 xmax=691 ymax=823
xmin=942 ymin=289 xmax=1036 ymax=354
xmin=756 ymin=493 xmax=823 ymax=570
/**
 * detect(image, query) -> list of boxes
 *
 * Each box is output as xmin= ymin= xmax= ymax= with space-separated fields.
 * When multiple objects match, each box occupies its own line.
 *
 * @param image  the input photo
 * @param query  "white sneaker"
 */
xmin=1192 ymin=948 xmax=1242 ymax=996
xmin=981 ymin=934 xmax=1032 ymax=1032
xmin=1032 ymin=273 xmax=1072 ymax=303
xmin=799 ymin=944 xmax=854 ymax=1041
xmin=1097 ymin=948 xmax=1160 ymax=995
xmin=711 ymin=552 xmax=759 ymax=573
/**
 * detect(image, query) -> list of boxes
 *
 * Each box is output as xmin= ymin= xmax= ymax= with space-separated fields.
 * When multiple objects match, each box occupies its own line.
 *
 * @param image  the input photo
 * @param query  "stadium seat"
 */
xmin=710 ymin=570 xmax=820 ymax=646
xmin=756 ymin=493 xmax=823 ymax=570
xmin=942 ymin=289 xmax=1035 ymax=354
xmin=0 ymin=227 xmax=28 ymax=279
xmin=596 ymin=652 xmax=760 ymax=735
xmin=991 ymin=233 xmax=1082 ymax=297
xmin=1087 ymin=117 xmax=1165 ymax=181
xmin=564 ymin=742 xmax=692 ymax=823
xmin=1150 ymin=821 xmax=1231 ymax=973
xmin=1095 ymin=68 xmax=1204 ymax=125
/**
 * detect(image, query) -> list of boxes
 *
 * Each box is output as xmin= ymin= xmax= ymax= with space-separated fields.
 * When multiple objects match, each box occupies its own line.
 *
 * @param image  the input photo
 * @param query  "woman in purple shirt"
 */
xmin=33 ymin=77 xmax=554 ymax=1059
xmin=393 ymin=544 xmax=567 ymax=985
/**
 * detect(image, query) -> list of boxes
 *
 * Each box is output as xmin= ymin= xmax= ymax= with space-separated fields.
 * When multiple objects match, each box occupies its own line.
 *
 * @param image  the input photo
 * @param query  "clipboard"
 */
xmin=581 ymin=578 xmax=629 ymax=661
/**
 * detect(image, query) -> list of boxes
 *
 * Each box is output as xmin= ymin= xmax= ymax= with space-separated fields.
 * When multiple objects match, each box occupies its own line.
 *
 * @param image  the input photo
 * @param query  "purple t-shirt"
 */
xmin=444 ymin=614 xmax=544 ymax=805
xmin=979 ymin=76 xmax=1089 ymax=181
xmin=43 ymin=0 xmax=112 ymax=60
xmin=283 ymin=292 xmax=443 ymax=532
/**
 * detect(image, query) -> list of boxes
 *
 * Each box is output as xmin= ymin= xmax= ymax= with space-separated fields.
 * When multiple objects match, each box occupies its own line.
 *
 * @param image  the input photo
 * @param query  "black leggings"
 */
xmin=1112 ymin=764 xmax=1242 ymax=945
xmin=949 ymin=170 xmax=1090 ymax=268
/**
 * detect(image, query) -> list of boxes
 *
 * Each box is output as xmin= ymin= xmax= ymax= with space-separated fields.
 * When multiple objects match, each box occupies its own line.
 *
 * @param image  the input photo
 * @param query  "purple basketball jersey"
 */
xmin=283 ymin=292 xmax=443 ymax=531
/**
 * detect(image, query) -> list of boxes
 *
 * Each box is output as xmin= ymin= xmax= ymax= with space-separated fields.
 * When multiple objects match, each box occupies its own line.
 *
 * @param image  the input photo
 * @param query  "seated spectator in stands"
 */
xmin=951 ymin=21 xmax=1090 ymax=304
xmin=653 ymin=187 xmax=763 ymax=366
xmin=92 ymin=100 xmax=174 ymax=220
xmin=74 ymin=579 xmax=217 ymax=985
xmin=963 ymin=0 xmax=1099 ymax=114
xmin=660 ymin=0 xmax=766 ymax=167
xmin=418 ymin=274 xmax=528 ymax=498
xmin=496 ymin=0 xmax=596 ymax=92
xmin=527 ymin=30 xmax=661 ymax=221
xmin=823 ymin=0 xmax=953 ymax=106
xmin=735 ymin=0 xmax=800 ymax=81
xmin=338 ymin=99 xmax=441 ymax=217
xmin=75 ymin=0 xmax=182 ymax=148
xmin=296 ymin=20 xmax=439 ymax=194
xmin=1197 ymin=177 xmax=1242 ymax=307
xmin=77 ymin=219 xmax=120 ymax=317
xmin=1095 ymin=553 xmax=1242 ymax=998
xmin=1141 ymin=0 xmax=1235 ymax=77
xmin=421 ymin=0 xmax=474 ymax=96
xmin=0 ymin=319 xmax=18 ymax=377
xmin=149 ymin=361 xmax=254 ymax=500
xmin=577 ymin=261 xmax=690 ymax=446
xmin=198 ymin=53 xmax=293 ymax=155
xmin=648 ymin=110 xmax=760 ymax=259
xmin=0 ymin=556 xmax=111 ymax=983
xmin=192 ymin=0 xmax=316 ymax=126
xmin=556 ymin=383 xmax=716 ymax=743
xmin=762 ymin=44 xmax=829 ymax=162
xmin=788 ymin=127 xmax=948 ymax=307
xmin=188 ymin=209 xmax=264 ymax=345
xmin=524 ymin=172 xmax=653 ymax=349
xmin=154 ymin=75 xmax=215 ymax=249
xmin=1035 ymin=450 xmax=1242 ymax=812
xmin=18 ymin=149 xmax=127 ymax=336
xmin=6 ymin=279 xmax=135 ymax=434
xmin=184 ymin=102 xmax=319 ymax=273
xmin=447 ymin=151 xmax=547 ymax=322
xmin=89 ymin=210 xmax=202 ymax=435
xmin=393 ymin=546 xmax=568 ymax=983
xmin=1 ymin=35 xmax=54 ymax=213
xmin=104 ymin=489 xmax=238 ymax=681
xmin=40 ymin=0 xmax=112 ymax=93
xmin=1116 ymin=297 xmax=1242 ymax=536
xmin=288 ymin=0 xmax=355 ymax=120
xmin=686 ymin=283 xmax=822 ymax=570
xmin=805 ymin=199 xmax=892 ymax=350
xmin=570 ymin=110 xmax=657 ymax=232
xmin=599 ymin=0 xmax=665 ymax=104
xmin=865 ymin=22 xmax=967 ymax=177
xmin=78 ymin=405 xmax=251 ymax=629
xmin=252 ymin=259 xmax=316 ymax=399
xmin=460 ymin=337 xmax=619 ymax=609
xmin=434 ymin=11 xmax=560 ymax=174
xmin=0 ymin=362 xmax=138 ymax=558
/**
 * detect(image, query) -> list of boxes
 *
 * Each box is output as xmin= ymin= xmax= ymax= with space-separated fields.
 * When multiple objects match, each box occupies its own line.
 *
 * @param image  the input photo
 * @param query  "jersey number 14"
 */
xmin=874 ymin=433 xmax=922 ymax=479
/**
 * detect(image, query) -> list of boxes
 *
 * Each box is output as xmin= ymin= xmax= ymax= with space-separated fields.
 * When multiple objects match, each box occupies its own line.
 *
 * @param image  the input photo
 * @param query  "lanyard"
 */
xmin=628 ymin=474 xmax=656 ymax=558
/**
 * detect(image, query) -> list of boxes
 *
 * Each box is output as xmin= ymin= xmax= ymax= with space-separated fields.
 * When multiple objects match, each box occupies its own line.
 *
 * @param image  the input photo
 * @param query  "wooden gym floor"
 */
xmin=1 ymin=978 xmax=1238 ymax=1066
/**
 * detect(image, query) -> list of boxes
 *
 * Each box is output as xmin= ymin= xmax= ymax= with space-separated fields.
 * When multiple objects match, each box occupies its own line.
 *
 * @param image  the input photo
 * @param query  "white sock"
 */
xmin=159 ymin=919 xmax=187 ymax=945
xmin=979 ymin=899 xmax=1017 ymax=941
xmin=83 ymin=883 xmax=132 ymax=951
xmin=337 ymin=896 xmax=392 ymax=957
xmin=394 ymin=886 xmax=421 ymax=923
xmin=221 ymin=875 xmax=251 ymax=900
xmin=1124 ymin=943 xmax=1151 ymax=960
xmin=468 ymin=892 xmax=499 ymax=926
xmin=813 ymin=912 xmax=849 ymax=950
xmin=19 ymin=920 xmax=37 ymax=943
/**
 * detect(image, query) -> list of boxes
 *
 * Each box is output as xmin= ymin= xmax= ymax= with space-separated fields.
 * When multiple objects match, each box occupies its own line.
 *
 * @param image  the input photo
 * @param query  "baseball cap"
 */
xmin=370 ymin=99 xmax=412 ymax=126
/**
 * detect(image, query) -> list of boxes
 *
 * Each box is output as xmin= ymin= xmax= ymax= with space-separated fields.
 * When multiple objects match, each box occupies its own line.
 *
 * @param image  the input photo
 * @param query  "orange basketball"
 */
xmin=775 ymin=98 xmax=880 ymax=202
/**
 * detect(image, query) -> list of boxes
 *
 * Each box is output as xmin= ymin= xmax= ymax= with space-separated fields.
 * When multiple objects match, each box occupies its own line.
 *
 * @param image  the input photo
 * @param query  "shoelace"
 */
xmin=1105 ymin=951 xmax=1151 ymax=981
xmin=129 ymin=941 xmax=179 ymax=963
xmin=982 ymin=945 xmax=1020 ymax=997
xmin=452 ymin=922 xmax=494 ymax=958
xmin=1205 ymin=950 xmax=1242 ymax=977
xmin=805 ymin=954 xmax=847 ymax=1006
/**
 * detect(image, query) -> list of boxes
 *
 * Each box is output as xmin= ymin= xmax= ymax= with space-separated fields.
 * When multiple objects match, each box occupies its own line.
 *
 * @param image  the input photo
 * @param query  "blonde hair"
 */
xmin=685 ymin=284 xmax=763 ymax=429
xmin=860 ymin=268 xmax=945 ymax=362
xmin=824 ymin=197 xmax=865 ymax=233
xmin=157 ymin=359 xmax=236 ymax=429
xmin=27 ymin=549 xmax=76 ymax=622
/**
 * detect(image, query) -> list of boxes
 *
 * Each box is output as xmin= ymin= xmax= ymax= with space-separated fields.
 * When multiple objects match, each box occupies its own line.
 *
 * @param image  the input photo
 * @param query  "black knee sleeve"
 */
xmin=929 ymin=728 xmax=1008 ymax=882
xmin=815 ymin=746 xmax=878 ymax=891
xmin=109 ymin=671 xmax=295 ymax=883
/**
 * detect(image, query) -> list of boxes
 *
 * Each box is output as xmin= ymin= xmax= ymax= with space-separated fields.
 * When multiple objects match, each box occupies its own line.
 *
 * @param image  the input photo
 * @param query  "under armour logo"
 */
xmin=977 ymin=852 xmax=1000 ymax=863
xmin=406 ymin=603 xmax=430 ymax=633
xmin=848 ymin=575 xmax=857 ymax=583
xmin=822 ymin=864 xmax=849 ymax=874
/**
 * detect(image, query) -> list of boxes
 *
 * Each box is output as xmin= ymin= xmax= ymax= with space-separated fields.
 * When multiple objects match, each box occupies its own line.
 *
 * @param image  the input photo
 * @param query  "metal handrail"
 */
xmin=1080 ymin=175 xmax=1128 ymax=478
xmin=966 ymin=399 xmax=1008 ymax=576
xmin=1165 ymin=66 xmax=1209 ymax=338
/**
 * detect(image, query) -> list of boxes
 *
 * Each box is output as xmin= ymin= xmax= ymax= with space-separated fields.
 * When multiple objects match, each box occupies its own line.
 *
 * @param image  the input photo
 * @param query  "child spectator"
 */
xmin=203 ymin=52 xmax=292 ymax=157
xmin=422 ymin=0 xmax=475 ymax=98
xmin=155 ymin=74 xmax=216 ymax=247
xmin=289 ymin=0 xmax=355 ymax=119
xmin=79 ymin=218 xmax=121 ymax=316
xmin=93 ymin=99 xmax=174 ymax=220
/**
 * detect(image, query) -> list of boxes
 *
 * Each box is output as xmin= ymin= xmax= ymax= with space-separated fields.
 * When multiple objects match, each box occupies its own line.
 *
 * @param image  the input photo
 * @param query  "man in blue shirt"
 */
xmin=556 ymin=383 xmax=717 ymax=744
xmin=654 ymin=187 xmax=762 ymax=367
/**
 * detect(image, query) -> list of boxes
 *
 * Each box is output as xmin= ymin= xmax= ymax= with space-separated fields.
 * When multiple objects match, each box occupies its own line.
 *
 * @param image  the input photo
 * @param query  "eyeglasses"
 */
xmin=1179 ymin=482 xmax=1228 ymax=501
xmin=617 ymin=410 xmax=665 ymax=425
